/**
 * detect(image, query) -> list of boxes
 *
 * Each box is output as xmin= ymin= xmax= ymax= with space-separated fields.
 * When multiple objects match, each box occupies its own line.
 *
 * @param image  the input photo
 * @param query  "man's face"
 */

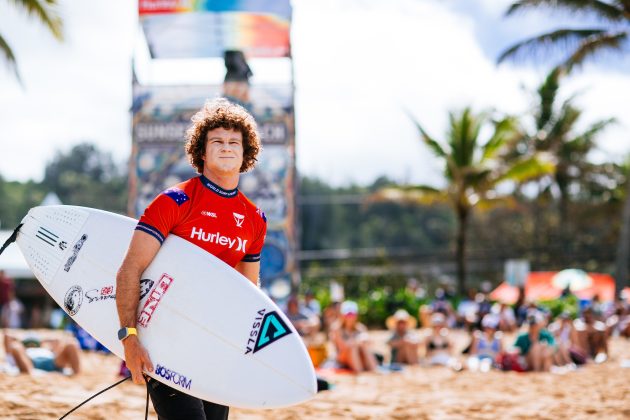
xmin=396 ymin=319 xmax=407 ymax=333
xmin=203 ymin=127 xmax=244 ymax=177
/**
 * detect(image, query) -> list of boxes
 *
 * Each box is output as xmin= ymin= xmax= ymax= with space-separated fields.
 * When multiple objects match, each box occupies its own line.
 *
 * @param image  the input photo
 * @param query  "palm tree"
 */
xmin=497 ymin=0 xmax=629 ymax=73
xmin=1 ymin=0 xmax=63 ymax=83
xmin=380 ymin=108 xmax=553 ymax=295
xmin=498 ymin=0 xmax=629 ymax=294
xmin=522 ymin=68 xmax=615 ymax=257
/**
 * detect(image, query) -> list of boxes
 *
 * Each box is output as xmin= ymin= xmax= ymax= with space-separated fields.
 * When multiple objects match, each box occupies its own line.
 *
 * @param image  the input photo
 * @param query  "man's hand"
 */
xmin=123 ymin=335 xmax=154 ymax=385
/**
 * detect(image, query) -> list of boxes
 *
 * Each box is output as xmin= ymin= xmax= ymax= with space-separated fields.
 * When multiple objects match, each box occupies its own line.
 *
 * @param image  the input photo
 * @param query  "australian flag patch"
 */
xmin=163 ymin=188 xmax=189 ymax=206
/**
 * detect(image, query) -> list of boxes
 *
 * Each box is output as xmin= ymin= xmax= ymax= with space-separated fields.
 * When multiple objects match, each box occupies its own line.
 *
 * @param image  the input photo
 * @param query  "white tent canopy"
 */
xmin=0 ymin=230 xmax=33 ymax=278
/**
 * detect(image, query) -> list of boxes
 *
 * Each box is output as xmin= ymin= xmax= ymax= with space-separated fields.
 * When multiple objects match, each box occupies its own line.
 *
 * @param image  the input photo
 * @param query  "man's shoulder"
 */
xmin=158 ymin=177 xmax=199 ymax=205
xmin=237 ymin=192 xmax=267 ymax=223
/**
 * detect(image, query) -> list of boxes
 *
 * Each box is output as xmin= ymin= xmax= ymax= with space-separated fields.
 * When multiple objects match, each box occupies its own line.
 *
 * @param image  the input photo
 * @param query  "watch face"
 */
xmin=118 ymin=328 xmax=127 ymax=340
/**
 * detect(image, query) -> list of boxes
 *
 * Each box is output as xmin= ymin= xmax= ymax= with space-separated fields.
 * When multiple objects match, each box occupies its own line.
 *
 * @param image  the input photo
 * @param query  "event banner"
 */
xmin=130 ymin=84 xmax=296 ymax=290
xmin=138 ymin=0 xmax=291 ymax=58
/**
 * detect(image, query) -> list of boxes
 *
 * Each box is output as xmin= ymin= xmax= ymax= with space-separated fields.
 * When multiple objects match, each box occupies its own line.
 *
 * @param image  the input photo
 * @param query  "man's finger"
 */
xmin=132 ymin=371 xmax=146 ymax=385
xmin=142 ymin=351 xmax=154 ymax=373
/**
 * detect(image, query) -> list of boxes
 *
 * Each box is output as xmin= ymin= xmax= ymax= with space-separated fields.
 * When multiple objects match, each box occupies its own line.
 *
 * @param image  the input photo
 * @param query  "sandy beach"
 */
xmin=1 ymin=330 xmax=629 ymax=420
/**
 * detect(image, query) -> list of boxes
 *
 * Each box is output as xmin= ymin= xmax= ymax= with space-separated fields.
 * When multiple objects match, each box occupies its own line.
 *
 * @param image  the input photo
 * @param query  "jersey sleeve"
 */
xmin=241 ymin=209 xmax=267 ymax=263
xmin=136 ymin=187 xmax=190 ymax=245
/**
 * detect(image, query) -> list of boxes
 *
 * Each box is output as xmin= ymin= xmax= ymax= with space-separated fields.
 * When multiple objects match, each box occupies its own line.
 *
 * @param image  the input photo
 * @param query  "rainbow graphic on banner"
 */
xmin=138 ymin=0 xmax=291 ymax=58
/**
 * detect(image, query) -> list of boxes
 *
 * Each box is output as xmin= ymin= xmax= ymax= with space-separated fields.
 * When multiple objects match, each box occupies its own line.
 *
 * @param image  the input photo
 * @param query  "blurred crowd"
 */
xmin=2 ymin=263 xmax=630 ymax=380
xmin=282 ymin=287 xmax=630 ymax=376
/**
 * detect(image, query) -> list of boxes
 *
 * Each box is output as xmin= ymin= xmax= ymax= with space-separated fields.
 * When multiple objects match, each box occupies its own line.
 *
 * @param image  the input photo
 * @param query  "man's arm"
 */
xmin=115 ymin=230 xmax=161 ymax=384
xmin=235 ymin=261 xmax=260 ymax=286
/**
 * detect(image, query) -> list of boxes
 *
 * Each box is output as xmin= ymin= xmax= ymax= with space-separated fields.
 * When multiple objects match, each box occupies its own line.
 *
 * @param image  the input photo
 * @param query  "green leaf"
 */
xmin=496 ymin=155 xmax=556 ymax=184
xmin=406 ymin=110 xmax=449 ymax=158
xmin=505 ymin=0 xmax=626 ymax=22
xmin=497 ymin=28 xmax=607 ymax=64
xmin=0 ymin=33 xmax=21 ymax=83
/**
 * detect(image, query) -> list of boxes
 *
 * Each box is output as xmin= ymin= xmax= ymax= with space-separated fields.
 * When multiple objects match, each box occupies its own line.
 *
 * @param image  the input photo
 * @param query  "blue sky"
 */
xmin=1 ymin=0 xmax=629 ymax=186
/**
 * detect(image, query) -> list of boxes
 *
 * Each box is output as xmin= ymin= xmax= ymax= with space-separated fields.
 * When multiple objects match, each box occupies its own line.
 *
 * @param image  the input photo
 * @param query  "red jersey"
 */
xmin=136 ymin=175 xmax=267 ymax=268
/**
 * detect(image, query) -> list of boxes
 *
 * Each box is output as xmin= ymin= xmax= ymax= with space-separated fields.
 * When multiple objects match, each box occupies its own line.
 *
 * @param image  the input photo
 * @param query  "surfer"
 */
xmin=116 ymin=98 xmax=266 ymax=419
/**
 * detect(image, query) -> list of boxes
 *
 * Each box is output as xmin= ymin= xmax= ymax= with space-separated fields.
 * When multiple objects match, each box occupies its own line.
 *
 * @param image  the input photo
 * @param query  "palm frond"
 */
xmin=476 ymin=195 xmax=519 ymax=211
xmin=497 ymin=28 xmax=607 ymax=64
xmin=448 ymin=108 xmax=484 ymax=167
xmin=482 ymin=116 xmax=521 ymax=160
xmin=564 ymin=117 xmax=616 ymax=153
xmin=405 ymin=110 xmax=449 ymax=159
xmin=0 ymin=33 xmax=21 ymax=84
xmin=536 ymin=67 xmax=563 ymax=129
xmin=563 ymin=31 xmax=628 ymax=71
xmin=546 ymin=103 xmax=581 ymax=143
xmin=495 ymin=154 xmax=556 ymax=184
xmin=10 ymin=0 xmax=64 ymax=40
xmin=506 ymin=0 xmax=626 ymax=22
xmin=371 ymin=186 xmax=448 ymax=206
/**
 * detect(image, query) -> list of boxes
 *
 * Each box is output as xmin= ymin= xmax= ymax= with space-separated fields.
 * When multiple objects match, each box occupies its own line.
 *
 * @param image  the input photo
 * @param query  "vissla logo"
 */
xmin=245 ymin=309 xmax=292 ymax=355
xmin=233 ymin=212 xmax=245 ymax=227
xmin=189 ymin=227 xmax=247 ymax=253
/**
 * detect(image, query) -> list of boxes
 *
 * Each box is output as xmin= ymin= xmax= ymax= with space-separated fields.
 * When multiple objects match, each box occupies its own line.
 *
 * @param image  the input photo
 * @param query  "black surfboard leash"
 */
xmin=59 ymin=375 xmax=150 ymax=419
xmin=0 ymin=223 xmax=22 ymax=256
xmin=0 ymin=222 xmax=151 ymax=419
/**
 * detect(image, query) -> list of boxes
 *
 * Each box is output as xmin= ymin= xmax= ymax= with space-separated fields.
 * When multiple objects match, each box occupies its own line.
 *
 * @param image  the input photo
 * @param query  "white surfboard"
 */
xmin=14 ymin=205 xmax=316 ymax=408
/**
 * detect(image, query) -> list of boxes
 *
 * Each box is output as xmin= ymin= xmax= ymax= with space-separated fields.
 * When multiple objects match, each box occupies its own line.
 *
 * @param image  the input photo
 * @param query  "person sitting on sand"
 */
xmin=3 ymin=330 xmax=81 ymax=375
xmin=467 ymin=313 xmax=503 ymax=372
xmin=322 ymin=301 xmax=341 ymax=334
xmin=285 ymin=295 xmax=321 ymax=339
xmin=423 ymin=312 xmax=461 ymax=370
xmin=573 ymin=307 xmax=608 ymax=363
xmin=513 ymin=310 xmax=573 ymax=372
xmin=548 ymin=312 xmax=586 ymax=365
xmin=496 ymin=303 xmax=517 ymax=333
xmin=329 ymin=300 xmax=378 ymax=373
xmin=285 ymin=294 xmax=325 ymax=365
xmin=386 ymin=309 xmax=419 ymax=365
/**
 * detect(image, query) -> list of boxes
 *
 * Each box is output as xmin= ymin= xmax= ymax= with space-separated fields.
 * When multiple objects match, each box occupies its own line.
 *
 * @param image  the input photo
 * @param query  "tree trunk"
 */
xmin=559 ymin=190 xmax=570 ymax=267
xmin=455 ymin=205 xmax=469 ymax=296
xmin=614 ymin=179 xmax=630 ymax=296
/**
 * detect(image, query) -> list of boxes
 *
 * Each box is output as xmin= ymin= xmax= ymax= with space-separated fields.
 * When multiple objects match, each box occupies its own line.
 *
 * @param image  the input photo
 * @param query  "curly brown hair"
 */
xmin=184 ymin=98 xmax=261 ymax=173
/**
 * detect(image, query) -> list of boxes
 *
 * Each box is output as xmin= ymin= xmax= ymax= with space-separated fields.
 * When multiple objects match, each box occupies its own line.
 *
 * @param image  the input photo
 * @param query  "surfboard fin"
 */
xmin=0 ymin=223 xmax=22 ymax=256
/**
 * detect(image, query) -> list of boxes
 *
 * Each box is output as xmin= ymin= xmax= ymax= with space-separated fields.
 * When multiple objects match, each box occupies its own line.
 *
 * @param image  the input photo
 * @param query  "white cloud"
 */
xmin=0 ymin=0 xmax=136 ymax=181
xmin=0 ymin=0 xmax=628 ymax=187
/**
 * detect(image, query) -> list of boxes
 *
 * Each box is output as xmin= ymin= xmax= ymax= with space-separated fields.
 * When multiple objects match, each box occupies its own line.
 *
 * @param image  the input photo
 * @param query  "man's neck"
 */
xmin=202 ymin=170 xmax=239 ymax=190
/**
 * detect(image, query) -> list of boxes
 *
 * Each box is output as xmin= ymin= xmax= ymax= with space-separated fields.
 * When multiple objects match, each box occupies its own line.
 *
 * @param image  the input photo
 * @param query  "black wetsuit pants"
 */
xmin=147 ymin=378 xmax=229 ymax=420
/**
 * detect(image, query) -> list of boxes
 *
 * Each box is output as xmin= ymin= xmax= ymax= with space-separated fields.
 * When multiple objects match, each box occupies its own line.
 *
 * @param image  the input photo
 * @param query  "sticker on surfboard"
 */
xmin=245 ymin=309 xmax=292 ymax=355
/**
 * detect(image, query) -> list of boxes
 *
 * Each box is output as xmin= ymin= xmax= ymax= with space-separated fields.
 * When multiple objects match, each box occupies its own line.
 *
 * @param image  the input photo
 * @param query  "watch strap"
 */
xmin=118 ymin=327 xmax=137 ymax=341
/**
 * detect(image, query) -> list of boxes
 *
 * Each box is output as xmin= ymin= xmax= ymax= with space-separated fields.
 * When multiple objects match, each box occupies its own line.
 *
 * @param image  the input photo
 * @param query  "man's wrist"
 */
xmin=118 ymin=327 xmax=138 ymax=341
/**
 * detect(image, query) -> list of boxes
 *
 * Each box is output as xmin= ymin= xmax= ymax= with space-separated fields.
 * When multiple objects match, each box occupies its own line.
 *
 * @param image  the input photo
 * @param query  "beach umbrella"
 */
xmin=551 ymin=269 xmax=593 ymax=292
xmin=489 ymin=282 xmax=520 ymax=305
